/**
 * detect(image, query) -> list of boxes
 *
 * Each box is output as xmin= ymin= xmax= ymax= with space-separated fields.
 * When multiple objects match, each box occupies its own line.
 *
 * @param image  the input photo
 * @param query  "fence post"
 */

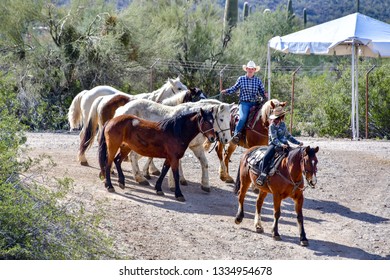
xmin=365 ymin=65 xmax=376 ymax=139
xmin=219 ymin=65 xmax=228 ymax=101
xmin=149 ymin=58 xmax=160 ymax=92
xmin=290 ymin=66 xmax=301 ymax=133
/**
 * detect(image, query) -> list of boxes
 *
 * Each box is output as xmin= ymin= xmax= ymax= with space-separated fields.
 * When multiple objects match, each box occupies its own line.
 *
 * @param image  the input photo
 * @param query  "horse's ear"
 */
xmin=314 ymin=146 xmax=319 ymax=153
xmin=280 ymin=101 xmax=287 ymax=107
xmin=305 ymin=146 xmax=310 ymax=154
xmin=168 ymin=78 xmax=174 ymax=86
xmin=270 ymin=100 xmax=275 ymax=109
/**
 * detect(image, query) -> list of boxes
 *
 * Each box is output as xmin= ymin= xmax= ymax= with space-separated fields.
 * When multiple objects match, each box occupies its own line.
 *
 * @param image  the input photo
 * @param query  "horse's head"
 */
xmin=302 ymin=146 xmax=319 ymax=188
xmin=185 ymin=87 xmax=208 ymax=103
xmin=199 ymin=108 xmax=216 ymax=143
xmin=214 ymin=103 xmax=234 ymax=144
xmin=262 ymin=99 xmax=287 ymax=123
xmin=156 ymin=76 xmax=188 ymax=103
xmin=168 ymin=76 xmax=188 ymax=93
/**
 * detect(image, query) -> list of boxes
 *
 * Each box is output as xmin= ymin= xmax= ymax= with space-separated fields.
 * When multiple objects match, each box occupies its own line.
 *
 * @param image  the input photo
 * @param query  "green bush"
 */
xmin=0 ymin=83 xmax=119 ymax=259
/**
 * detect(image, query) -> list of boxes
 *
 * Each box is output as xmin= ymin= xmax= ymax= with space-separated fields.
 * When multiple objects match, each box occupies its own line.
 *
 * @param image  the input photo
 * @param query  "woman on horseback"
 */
xmin=256 ymin=106 xmax=303 ymax=185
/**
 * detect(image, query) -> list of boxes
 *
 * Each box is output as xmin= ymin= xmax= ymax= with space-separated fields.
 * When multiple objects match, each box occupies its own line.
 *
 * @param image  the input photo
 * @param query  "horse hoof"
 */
xmin=144 ymin=174 xmax=151 ymax=180
xmin=201 ymin=186 xmax=211 ymax=193
xmin=300 ymin=240 xmax=309 ymax=247
xmin=151 ymin=170 xmax=161 ymax=176
xmin=138 ymin=180 xmax=150 ymax=186
xmin=156 ymin=191 xmax=165 ymax=196
xmin=80 ymin=161 xmax=89 ymax=166
xmin=256 ymin=227 xmax=264 ymax=233
xmin=273 ymin=235 xmax=282 ymax=241
xmin=235 ymin=217 xmax=243 ymax=224
xmin=225 ymin=177 xmax=234 ymax=184
xmin=118 ymin=182 xmax=125 ymax=189
xmin=176 ymin=196 xmax=186 ymax=202
xmin=180 ymin=179 xmax=188 ymax=185
xmin=107 ymin=187 xmax=115 ymax=193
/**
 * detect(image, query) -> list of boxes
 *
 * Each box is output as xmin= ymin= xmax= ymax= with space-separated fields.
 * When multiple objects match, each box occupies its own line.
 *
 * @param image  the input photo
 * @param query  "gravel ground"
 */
xmin=23 ymin=132 xmax=390 ymax=260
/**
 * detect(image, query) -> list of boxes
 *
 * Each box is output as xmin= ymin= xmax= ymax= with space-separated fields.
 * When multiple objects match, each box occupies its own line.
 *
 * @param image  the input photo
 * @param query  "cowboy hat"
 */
xmin=242 ymin=60 xmax=260 ymax=72
xmin=269 ymin=106 xmax=287 ymax=119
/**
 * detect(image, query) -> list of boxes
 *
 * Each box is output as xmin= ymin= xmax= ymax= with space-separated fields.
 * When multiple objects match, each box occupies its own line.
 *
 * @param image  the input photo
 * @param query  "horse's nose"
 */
xmin=209 ymin=136 xmax=216 ymax=143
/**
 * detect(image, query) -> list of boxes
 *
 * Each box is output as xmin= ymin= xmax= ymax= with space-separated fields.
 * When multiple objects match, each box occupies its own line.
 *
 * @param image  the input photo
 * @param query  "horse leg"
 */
xmin=272 ymin=194 xmax=282 ymax=241
xmin=148 ymin=158 xmax=161 ymax=176
xmin=115 ymin=145 xmax=132 ymax=189
xmin=221 ymin=142 xmax=237 ymax=183
xmin=234 ymin=172 xmax=250 ymax=224
xmin=254 ymin=191 xmax=268 ymax=233
xmin=141 ymin=156 xmax=151 ymax=179
xmin=295 ymin=194 xmax=309 ymax=246
xmin=129 ymin=151 xmax=149 ymax=186
xmin=155 ymin=160 xmax=170 ymax=196
xmin=190 ymin=145 xmax=210 ymax=192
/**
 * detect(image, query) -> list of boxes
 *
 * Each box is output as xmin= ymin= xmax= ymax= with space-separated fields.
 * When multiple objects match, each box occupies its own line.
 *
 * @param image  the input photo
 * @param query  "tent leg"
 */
xmin=267 ymin=42 xmax=271 ymax=100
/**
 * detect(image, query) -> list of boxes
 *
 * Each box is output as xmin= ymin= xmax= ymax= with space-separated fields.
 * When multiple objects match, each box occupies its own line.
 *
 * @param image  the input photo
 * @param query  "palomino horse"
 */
xmin=79 ymin=88 xmax=206 ymax=165
xmin=216 ymin=99 xmax=286 ymax=183
xmin=114 ymin=98 xmax=233 ymax=192
xmin=234 ymin=145 xmax=319 ymax=246
xmin=98 ymin=109 xmax=216 ymax=201
xmin=68 ymin=76 xmax=187 ymax=131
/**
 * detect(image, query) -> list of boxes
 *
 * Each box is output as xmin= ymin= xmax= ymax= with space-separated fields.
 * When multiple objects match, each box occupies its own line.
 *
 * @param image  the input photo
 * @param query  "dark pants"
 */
xmin=261 ymin=144 xmax=276 ymax=174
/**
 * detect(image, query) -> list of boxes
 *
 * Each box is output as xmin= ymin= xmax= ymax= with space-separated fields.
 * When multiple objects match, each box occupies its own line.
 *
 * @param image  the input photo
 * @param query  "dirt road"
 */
xmin=23 ymin=132 xmax=390 ymax=260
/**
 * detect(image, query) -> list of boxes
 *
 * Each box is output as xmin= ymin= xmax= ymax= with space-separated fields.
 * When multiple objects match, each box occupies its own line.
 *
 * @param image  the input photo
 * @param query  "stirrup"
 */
xmin=256 ymin=173 xmax=267 ymax=185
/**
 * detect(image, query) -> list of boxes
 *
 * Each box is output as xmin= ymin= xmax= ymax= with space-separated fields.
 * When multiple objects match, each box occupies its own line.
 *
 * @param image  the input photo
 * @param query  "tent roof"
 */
xmin=269 ymin=13 xmax=390 ymax=57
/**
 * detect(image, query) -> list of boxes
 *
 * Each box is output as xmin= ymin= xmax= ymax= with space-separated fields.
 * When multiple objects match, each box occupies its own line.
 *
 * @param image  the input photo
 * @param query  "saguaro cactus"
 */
xmin=224 ymin=0 xmax=238 ymax=30
xmin=303 ymin=8 xmax=307 ymax=28
xmin=243 ymin=2 xmax=249 ymax=20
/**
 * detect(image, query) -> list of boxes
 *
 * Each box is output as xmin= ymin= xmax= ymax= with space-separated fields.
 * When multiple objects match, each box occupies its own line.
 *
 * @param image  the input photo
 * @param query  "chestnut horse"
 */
xmin=234 ymin=145 xmax=319 ymax=246
xmin=79 ymin=87 xmax=206 ymax=165
xmin=98 ymin=109 xmax=216 ymax=201
xmin=215 ymin=99 xmax=287 ymax=183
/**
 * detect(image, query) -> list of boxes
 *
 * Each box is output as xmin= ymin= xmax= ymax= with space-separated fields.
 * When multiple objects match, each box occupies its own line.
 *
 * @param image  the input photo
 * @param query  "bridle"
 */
xmin=197 ymin=114 xmax=215 ymax=142
xmin=275 ymin=147 xmax=317 ymax=192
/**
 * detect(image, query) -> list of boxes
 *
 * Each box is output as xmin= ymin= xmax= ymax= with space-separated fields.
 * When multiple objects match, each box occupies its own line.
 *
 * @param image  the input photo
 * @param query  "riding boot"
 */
xmin=256 ymin=172 xmax=267 ymax=186
xmin=230 ymin=132 xmax=242 ymax=144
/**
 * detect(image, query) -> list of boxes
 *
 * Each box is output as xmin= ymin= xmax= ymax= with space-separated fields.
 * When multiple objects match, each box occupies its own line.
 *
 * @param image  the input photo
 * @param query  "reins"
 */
xmin=275 ymin=147 xmax=310 ymax=193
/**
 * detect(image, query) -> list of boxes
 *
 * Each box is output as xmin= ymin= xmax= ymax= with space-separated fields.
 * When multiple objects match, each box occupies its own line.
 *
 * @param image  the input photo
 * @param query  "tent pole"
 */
xmin=365 ymin=65 xmax=376 ymax=138
xmin=355 ymin=45 xmax=359 ymax=139
xmin=267 ymin=42 xmax=271 ymax=100
xmin=351 ymin=42 xmax=356 ymax=140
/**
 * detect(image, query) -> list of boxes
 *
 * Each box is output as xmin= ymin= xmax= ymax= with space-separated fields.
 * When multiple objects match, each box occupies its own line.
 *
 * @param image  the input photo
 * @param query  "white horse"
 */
xmin=67 ymin=76 xmax=187 ymax=132
xmin=114 ymin=99 xmax=233 ymax=192
xmin=78 ymin=88 xmax=206 ymax=165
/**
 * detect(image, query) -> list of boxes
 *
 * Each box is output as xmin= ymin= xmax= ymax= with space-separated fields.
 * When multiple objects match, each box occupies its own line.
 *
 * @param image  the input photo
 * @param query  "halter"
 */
xmin=213 ymin=107 xmax=231 ymax=141
xmin=197 ymin=114 xmax=215 ymax=140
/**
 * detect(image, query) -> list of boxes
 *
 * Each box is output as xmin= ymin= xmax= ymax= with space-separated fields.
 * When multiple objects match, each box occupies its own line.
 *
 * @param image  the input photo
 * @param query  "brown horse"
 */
xmin=80 ymin=87 xmax=206 ymax=166
xmin=234 ymin=145 xmax=319 ymax=246
xmin=98 ymin=108 xmax=215 ymax=201
xmin=215 ymin=99 xmax=287 ymax=183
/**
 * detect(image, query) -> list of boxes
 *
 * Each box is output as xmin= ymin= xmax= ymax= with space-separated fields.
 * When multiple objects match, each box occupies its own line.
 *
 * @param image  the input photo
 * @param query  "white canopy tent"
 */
xmin=267 ymin=13 xmax=390 ymax=139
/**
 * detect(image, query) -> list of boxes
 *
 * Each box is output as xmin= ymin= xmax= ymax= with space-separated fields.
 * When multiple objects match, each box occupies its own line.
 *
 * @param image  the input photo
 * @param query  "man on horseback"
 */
xmin=221 ymin=60 xmax=266 ymax=144
xmin=256 ymin=106 xmax=303 ymax=186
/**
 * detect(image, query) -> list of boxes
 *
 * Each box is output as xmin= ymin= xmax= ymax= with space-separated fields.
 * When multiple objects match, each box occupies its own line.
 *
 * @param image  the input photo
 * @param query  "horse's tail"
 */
xmin=234 ymin=164 xmax=241 ymax=195
xmin=98 ymin=123 xmax=108 ymax=177
xmin=68 ymin=90 xmax=88 ymax=131
xmin=79 ymin=97 xmax=101 ymax=155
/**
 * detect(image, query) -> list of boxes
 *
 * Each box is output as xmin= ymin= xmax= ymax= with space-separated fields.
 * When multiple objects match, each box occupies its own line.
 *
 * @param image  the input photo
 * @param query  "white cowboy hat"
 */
xmin=242 ymin=60 xmax=260 ymax=72
xmin=269 ymin=106 xmax=287 ymax=120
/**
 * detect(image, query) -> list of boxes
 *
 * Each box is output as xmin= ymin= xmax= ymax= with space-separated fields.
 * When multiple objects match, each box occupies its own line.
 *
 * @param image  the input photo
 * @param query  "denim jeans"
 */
xmin=235 ymin=101 xmax=257 ymax=134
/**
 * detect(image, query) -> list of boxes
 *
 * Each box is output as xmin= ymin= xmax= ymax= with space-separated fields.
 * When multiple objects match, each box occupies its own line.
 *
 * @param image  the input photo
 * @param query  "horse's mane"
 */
xmin=161 ymin=89 xmax=189 ymax=105
xmin=158 ymin=111 xmax=198 ymax=138
xmin=261 ymin=99 xmax=280 ymax=121
xmin=287 ymin=147 xmax=303 ymax=163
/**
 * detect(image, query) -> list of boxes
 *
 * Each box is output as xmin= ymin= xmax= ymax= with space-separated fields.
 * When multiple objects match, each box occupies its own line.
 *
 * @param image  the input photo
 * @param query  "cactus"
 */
xmin=356 ymin=0 xmax=360 ymax=13
xmin=286 ymin=0 xmax=295 ymax=22
xmin=243 ymin=2 xmax=249 ymax=20
xmin=303 ymin=8 xmax=307 ymax=28
xmin=224 ymin=0 xmax=238 ymax=30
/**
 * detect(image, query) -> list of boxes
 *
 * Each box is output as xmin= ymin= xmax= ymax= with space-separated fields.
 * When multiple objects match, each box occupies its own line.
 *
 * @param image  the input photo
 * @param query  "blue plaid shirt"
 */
xmin=225 ymin=75 xmax=265 ymax=102
xmin=269 ymin=122 xmax=300 ymax=147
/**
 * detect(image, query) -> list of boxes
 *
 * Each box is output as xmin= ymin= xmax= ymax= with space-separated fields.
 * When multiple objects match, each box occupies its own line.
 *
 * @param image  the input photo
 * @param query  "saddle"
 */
xmin=247 ymin=146 xmax=289 ymax=177
xmin=230 ymin=102 xmax=263 ymax=139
